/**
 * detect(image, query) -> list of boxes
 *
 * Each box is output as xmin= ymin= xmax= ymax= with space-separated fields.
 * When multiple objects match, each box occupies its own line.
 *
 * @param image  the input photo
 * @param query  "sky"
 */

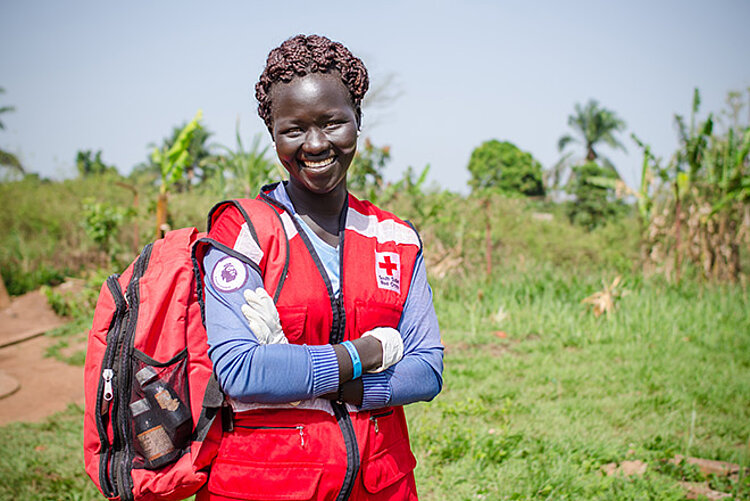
xmin=1 ymin=0 xmax=749 ymax=192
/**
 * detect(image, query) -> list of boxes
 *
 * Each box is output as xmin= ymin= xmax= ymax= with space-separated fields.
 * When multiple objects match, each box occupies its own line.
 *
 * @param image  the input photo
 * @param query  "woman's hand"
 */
xmin=241 ymin=288 xmax=288 ymax=345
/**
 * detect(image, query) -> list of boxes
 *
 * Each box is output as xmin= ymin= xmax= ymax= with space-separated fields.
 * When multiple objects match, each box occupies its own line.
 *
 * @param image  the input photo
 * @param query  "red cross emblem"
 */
xmin=378 ymin=255 xmax=398 ymax=276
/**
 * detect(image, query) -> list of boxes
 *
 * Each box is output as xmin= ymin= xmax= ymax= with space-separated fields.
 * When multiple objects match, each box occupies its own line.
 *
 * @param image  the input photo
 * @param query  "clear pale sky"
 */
xmin=1 ymin=0 xmax=749 ymax=192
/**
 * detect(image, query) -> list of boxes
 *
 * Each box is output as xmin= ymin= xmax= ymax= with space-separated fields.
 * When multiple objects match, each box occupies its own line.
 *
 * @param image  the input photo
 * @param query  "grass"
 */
xmin=1 ymin=177 xmax=747 ymax=499
xmin=0 ymin=267 xmax=747 ymax=499
xmin=408 ymin=269 xmax=750 ymax=499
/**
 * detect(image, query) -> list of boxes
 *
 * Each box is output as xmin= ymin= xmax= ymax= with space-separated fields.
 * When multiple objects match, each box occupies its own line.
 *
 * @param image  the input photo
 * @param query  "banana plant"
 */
xmin=150 ymin=110 xmax=203 ymax=238
xmin=710 ymin=127 xmax=750 ymax=213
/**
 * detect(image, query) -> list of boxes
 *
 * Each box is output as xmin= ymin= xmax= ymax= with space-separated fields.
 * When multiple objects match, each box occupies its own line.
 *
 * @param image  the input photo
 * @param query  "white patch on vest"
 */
xmin=279 ymin=211 xmax=298 ymax=239
xmin=375 ymin=251 xmax=401 ymax=293
xmin=346 ymin=208 xmax=419 ymax=246
xmin=233 ymin=223 xmax=264 ymax=265
xmin=210 ymin=256 xmax=248 ymax=293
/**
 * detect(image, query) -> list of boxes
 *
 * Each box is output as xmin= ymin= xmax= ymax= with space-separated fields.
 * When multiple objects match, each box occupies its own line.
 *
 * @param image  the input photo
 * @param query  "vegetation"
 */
xmin=566 ymin=161 xmax=625 ymax=230
xmin=467 ymin=139 xmax=545 ymax=197
xmin=0 ymin=86 xmax=24 ymax=175
xmin=150 ymin=110 xmax=204 ymax=238
xmin=215 ymin=125 xmax=278 ymax=198
xmin=557 ymin=99 xmax=627 ymax=175
xmin=76 ymin=150 xmax=118 ymax=178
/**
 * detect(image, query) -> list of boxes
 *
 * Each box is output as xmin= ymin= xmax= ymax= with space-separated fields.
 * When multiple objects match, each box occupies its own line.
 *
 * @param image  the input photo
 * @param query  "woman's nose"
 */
xmin=302 ymin=128 xmax=328 ymax=155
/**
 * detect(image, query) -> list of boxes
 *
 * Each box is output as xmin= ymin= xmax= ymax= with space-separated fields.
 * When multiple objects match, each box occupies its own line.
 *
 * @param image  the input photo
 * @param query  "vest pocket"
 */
xmin=277 ymin=305 xmax=308 ymax=344
xmin=354 ymin=301 xmax=403 ymax=335
xmin=208 ymin=458 xmax=323 ymax=500
xmin=361 ymin=438 xmax=417 ymax=494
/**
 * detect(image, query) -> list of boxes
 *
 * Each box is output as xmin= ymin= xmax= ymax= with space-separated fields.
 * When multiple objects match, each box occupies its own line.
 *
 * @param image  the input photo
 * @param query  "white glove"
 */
xmin=362 ymin=327 xmax=403 ymax=373
xmin=241 ymin=288 xmax=288 ymax=345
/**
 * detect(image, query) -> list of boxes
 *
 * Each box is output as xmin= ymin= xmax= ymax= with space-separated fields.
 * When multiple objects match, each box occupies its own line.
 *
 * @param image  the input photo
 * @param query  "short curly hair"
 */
xmin=255 ymin=34 xmax=369 ymax=131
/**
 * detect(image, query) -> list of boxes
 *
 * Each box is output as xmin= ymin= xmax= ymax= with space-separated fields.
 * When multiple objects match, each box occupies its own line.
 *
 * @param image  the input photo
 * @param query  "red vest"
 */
xmin=194 ymin=185 xmax=422 ymax=500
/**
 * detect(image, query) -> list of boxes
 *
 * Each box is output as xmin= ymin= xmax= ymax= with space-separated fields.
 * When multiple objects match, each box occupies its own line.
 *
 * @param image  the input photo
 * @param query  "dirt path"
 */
xmin=0 ymin=289 xmax=85 ymax=426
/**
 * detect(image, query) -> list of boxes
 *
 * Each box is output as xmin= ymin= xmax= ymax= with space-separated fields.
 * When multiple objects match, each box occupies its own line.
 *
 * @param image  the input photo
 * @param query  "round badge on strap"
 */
xmin=210 ymin=256 xmax=248 ymax=293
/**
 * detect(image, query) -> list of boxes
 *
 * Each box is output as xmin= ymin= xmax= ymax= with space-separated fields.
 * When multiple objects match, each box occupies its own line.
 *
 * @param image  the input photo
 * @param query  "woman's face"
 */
xmin=270 ymin=73 xmax=359 ymax=196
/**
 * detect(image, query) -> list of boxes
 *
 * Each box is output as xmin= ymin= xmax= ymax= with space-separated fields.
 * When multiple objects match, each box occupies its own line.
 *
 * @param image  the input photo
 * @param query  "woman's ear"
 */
xmin=355 ymin=106 xmax=362 ymax=131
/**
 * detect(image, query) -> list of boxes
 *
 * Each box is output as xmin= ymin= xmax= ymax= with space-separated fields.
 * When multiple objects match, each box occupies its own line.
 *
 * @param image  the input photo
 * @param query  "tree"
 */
xmin=557 ymin=99 xmax=627 ymax=176
xmin=76 ymin=150 xmax=118 ymax=177
xmin=151 ymin=110 xmax=203 ymax=237
xmin=566 ymin=161 xmax=624 ymax=230
xmin=467 ymin=139 xmax=545 ymax=196
xmin=0 ymin=87 xmax=24 ymax=175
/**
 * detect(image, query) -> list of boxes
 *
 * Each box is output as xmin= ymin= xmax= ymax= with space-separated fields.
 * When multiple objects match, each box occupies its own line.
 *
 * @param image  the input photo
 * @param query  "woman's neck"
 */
xmin=285 ymin=181 xmax=347 ymax=244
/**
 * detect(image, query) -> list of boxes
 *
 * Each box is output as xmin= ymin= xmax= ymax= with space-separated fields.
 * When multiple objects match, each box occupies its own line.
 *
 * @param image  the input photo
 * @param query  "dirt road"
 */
xmin=0 ymin=289 xmax=85 ymax=426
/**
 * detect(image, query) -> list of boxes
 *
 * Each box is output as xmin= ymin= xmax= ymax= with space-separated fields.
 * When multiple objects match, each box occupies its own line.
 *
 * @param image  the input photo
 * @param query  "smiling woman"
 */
xmin=195 ymin=34 xmax=444 ymax=500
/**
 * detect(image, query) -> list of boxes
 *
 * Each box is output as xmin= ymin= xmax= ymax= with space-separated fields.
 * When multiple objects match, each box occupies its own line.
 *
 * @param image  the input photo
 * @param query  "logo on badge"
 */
xmin=211 ymin=256 xmax=247 ymax=293
xmin=375 ymin=252 xmax=400 ymax=293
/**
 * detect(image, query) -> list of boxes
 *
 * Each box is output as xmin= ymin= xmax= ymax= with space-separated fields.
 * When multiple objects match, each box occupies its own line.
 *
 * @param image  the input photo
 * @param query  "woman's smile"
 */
xmin=300 ymin=154 xmax=337 ymax=170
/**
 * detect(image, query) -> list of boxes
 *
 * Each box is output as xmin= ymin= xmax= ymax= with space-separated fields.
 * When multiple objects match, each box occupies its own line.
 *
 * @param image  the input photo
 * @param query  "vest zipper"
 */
xmin=369 ymin=409 xmax=394 ymax=433
xmin=260 ymin=188 xmax=360 ymax=501
xmin=235 ymin=425 xmax=306 ymax=447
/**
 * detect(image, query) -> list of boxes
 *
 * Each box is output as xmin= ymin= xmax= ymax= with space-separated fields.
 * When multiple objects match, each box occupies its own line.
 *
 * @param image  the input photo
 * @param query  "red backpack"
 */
xmin=83 ymin=227 xmax=224 ymax=501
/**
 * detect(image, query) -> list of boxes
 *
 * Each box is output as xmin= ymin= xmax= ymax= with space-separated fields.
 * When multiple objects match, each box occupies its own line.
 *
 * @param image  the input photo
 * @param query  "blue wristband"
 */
xmin=341 ymin=341 xmax=362 ymax=379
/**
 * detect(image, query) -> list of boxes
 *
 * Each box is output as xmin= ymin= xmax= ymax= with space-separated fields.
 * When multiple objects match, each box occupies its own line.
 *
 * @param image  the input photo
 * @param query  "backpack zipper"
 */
xmin=114 ymin=243 xmax=152 ymax=501
xmin=96 ymin=274 xmax=126 ymax=498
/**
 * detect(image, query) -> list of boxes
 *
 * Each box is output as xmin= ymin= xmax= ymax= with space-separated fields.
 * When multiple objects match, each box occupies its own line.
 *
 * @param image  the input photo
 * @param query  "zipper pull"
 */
xmin=102 ymin=369 xmax=115 ymax=401
xmin=371 ymin=417 xmax=379 ymax=433
xmin=297 ymin=426 xmax=305 ymax=447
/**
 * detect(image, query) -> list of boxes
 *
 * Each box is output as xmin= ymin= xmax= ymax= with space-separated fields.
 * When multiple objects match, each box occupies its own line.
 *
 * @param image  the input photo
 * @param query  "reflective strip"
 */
xmin=279 ymin=211 xmax=299 ymax=239
xmin=234 ymin=222 xmax=264 ymax=264
xmin=346 ymin=208 xmax=420 ymax=246
xmin=230 ymin=397 xmax=336 ymax=415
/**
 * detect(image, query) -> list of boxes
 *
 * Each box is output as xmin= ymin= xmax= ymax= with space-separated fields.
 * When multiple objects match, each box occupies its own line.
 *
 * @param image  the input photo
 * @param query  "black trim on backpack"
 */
xmin=132 ymin=347 xmax=188 ymax=367
xmin=193 ymin=375 xmax=224 ymax=443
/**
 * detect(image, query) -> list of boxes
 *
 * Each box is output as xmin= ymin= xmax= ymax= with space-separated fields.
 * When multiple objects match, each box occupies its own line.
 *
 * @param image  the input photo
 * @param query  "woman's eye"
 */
xmin=283 ymin=127 xmax=302 ymax=136
xmin=325 ymin=121 xmax=341 ymax=129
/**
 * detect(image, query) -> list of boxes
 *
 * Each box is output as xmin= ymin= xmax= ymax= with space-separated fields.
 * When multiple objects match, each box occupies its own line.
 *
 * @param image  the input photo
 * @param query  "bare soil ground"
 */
xmin=0 ymin=290 xmax=84 ymax=426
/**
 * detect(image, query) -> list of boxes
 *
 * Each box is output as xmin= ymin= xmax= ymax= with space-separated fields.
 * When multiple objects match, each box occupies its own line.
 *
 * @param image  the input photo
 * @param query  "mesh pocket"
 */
xmin=129 ymin=349 xmax=193 ymax=470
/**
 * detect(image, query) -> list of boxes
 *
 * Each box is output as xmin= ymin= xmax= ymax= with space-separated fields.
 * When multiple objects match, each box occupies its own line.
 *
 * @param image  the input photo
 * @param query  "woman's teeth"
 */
xmin=302 ymin=156 xmax=336 ymax=169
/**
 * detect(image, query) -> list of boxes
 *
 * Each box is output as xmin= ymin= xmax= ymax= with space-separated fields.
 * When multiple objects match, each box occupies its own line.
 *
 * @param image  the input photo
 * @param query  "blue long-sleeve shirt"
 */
xmin=202 ymin=185 xmax=443 ymax=410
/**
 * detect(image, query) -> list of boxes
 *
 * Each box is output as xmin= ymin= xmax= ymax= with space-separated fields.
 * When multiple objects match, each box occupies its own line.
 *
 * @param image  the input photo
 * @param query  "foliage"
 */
xmin=151 ymin=110 xmax=204 ymax=196
xmin=133 ymin=116 xmax=215 ymax=189
xmin=630 ymin=89 xmax=750 ymax=281
xmin=0 ymin=86 xmax=24 ymax=174
xmin=552 ymin=100 xmax=627 ymax=190
xmin=566 ymin=161 xmax=625 ymax=230
xmin=76 ymin=150 xmax=118 ymax=177
xmin=347 ymin=137 xmax=391 ymax=201
xmin=467 ymin=139 xmax=545 ymax=196
xmin=215 ymin=125 xmax=278 ymax=198
xmin=42 ymin=270 xmax=108 ymax=365
xmin=81 ymin=198 xmax=130 ymax=258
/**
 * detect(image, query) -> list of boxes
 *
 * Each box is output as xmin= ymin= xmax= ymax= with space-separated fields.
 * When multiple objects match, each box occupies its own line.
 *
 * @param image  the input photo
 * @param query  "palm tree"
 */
xmin=557 ymin=99 xmax=627 ymax=173
xmin=0 ymin=87 xmax=24 ymax=174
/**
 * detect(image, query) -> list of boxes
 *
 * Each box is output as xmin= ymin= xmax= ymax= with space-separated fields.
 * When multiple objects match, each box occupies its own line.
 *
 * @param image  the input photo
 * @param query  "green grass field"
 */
xmin=1 ymin=267 xmax=747 ymax=500
xmin=1 ymin=176 xmax=748 ymax=499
